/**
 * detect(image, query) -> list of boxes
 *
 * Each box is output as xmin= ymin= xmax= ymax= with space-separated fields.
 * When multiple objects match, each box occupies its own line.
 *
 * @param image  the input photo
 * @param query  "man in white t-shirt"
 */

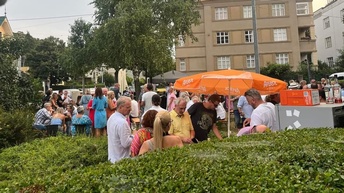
xmin=141 ymin=83 xmax=157 ymax=113
xmin=243 ymin=89 xmax=278 ymax=131
xmin=142 ymin=94 xmax=166 ymax=118
xmin=130 ymin=94 xmax=139 ymax=118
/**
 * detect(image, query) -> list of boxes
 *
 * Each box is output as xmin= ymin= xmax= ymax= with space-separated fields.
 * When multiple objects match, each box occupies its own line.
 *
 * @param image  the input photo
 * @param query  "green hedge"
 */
xmin=0 ymin=108 xmax=45 ymax=150
xmin=1 ymin=129 xmax=344 ymax=192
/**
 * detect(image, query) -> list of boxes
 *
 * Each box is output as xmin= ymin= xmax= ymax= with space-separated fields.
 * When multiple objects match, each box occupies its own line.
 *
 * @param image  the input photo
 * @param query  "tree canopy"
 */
xmin=91 ymin=0 xmax=200 ymax=93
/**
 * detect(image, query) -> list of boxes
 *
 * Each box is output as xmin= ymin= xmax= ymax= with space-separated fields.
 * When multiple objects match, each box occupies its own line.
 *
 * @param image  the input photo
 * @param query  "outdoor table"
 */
xmin=276 ymin=103 xmax=344 ymax=130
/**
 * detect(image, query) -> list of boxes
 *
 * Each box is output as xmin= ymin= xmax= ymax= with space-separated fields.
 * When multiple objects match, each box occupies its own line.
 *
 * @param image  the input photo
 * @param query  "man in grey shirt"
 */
xmin=107 ymin=96 xmax=135 ymax=163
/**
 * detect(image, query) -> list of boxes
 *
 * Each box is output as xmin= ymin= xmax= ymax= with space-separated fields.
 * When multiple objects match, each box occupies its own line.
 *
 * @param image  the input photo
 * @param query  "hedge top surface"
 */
xmin=1 ymin=128 xmax=344 ymax=192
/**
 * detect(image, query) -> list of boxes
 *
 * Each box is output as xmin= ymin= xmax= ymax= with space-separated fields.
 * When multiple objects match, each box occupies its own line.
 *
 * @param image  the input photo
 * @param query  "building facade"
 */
xmin=314 ymin=0 xmax=344 ymax=66
xmin=0 ymin=16 xmax=13 ymax=39
xmin=175 ymin=0 xmax=317 ymax=74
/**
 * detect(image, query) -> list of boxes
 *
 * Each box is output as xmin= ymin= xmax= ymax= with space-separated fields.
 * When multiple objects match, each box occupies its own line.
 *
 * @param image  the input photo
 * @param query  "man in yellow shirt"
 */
xmin=169 ymin=97 xmax=195 ymax=144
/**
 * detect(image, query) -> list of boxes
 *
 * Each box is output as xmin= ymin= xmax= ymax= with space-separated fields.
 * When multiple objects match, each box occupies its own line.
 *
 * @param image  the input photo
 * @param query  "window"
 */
xmin=216 ymin=32 xmax=229 ymax=44
xmin=325 ymin=37 xmax=332 ymax=48
xmin=341 ymin=9 xmax=344 ymax=23
xmin=327 ymin=57 xmax=334 ymax=67
xmin=296 ymin=3 xmax=309 ymax=15
xmin=243 ymin=6 xmax=252 ymax=18
xmin=323 ymin=17 xmax=330 ymax=29
xmin=178 ymin=35 xmax=184 ymax=47
xmin=246 ymin=55 xmax=255 ymax=68
xmin=217 ymin=56 xmax=230 ymax=69
xmin=274 ymin=28 xmax=287 ymax=41
xmin=215 ymin=7 xmax=228 ymax=20
xmin=272 ymin=4 xmax=285 ymax=17
xmin=180 ymin=59 xmax=186 ymax=71
xmin=276 ymin=53 xmax=289 ymax=64
xmin=245 ymin=30 xmax=254 ymax=43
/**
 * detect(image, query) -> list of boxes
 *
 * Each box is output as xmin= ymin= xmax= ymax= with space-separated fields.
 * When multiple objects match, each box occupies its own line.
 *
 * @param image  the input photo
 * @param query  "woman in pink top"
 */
xmin=130 ymin=110 xmax=158 ymax=157
xmin=167 ymin=87 xmax=176 ymax=112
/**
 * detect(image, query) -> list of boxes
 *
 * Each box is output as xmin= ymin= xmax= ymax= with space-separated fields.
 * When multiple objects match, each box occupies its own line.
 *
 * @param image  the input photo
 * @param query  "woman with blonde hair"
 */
xmin=50 ymin=93 xmax=59 ymax=110
xmin=50 ymin=107 xmax=66 ymax=133
xmin=106 ymin=91 xmax=116 ymax=119
xmin=139 ymin=111 xmax=183 ymax=155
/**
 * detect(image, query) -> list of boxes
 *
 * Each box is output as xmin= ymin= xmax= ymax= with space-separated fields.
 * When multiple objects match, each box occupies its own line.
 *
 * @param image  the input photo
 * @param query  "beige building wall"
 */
xmin=175 ymin=0 xmax=317 ymax=74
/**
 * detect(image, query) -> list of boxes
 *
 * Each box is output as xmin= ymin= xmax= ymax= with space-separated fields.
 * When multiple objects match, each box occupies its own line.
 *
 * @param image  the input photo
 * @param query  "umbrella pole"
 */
xmin=228 ymin=80 xmax=231 ymax=138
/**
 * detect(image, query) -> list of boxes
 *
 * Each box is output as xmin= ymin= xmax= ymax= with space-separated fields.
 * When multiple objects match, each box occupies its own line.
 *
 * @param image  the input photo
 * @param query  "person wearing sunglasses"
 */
xmin=187 ymin=94 xmax=223 ymax=142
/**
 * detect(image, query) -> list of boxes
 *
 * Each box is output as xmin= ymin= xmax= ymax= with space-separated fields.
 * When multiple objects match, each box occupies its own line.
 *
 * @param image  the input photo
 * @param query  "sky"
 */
xmin=0 ymin=0 xmax=95 ymax=42
xmin=0 ymin=0 xmax=329 ymax=43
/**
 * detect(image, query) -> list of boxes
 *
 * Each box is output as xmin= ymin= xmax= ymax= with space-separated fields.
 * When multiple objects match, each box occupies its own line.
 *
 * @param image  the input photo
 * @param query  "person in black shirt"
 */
xmin=57 ymin=90 xmax=64 ymax=107
xmin=187 ymin=94 xmax=223 ymax=142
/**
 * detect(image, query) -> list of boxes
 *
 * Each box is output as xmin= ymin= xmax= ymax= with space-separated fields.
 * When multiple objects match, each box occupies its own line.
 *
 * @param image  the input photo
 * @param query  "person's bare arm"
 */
xmin=212 ymin=124 xmax=223 ymax=140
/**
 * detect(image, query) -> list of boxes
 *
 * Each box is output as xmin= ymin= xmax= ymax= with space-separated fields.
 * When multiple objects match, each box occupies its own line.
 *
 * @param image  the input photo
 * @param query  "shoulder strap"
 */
xmin=147 ymin=140 xmax=154 ymax=150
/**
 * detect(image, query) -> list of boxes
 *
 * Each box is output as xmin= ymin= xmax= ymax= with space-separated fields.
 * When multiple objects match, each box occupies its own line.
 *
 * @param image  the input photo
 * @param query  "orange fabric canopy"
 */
xmin=174 ymin=69 xmax=287 ymax=96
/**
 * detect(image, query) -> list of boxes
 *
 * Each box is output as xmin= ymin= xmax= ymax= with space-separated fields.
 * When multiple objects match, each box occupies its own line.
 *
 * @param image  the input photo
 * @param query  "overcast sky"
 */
xmin=0 ymin=0 xmax=94 ymax=42
xmin=0 ymin=0 xmax=328 ymax=43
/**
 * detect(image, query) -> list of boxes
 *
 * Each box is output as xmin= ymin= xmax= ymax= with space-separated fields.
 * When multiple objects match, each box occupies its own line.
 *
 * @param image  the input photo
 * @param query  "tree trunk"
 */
xmin=133 ymin=67 xmax=141 ymax=100
xmin=82 ymin=75 xmax=85 ymax=94
xmin=114 ymin=68 xmax=120 ymax=83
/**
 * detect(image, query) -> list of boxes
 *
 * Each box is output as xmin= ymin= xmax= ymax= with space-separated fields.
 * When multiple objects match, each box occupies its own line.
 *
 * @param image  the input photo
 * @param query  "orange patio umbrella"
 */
xmin=174 ymin=69 xmax=287 ymax=96
xmin=174 ymin=69 xmax=287 ymax=138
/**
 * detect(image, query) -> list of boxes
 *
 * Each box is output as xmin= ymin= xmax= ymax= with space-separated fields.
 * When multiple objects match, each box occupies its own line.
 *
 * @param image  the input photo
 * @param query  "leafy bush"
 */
xmin=0 ymin=108 xmax=44 ymax=150
xmin=0 ymin=62 xmax=41 ymax=111
xmin=0 ymin=136 xmax=108 ymax=192
xmin=1 ymin=129 xmax=344 ymax=192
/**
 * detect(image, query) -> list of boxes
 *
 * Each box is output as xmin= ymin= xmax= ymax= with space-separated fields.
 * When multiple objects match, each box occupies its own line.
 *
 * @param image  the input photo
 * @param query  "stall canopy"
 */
xmin=152 ymin=70 xmax=187 ymax=84
xmin=174 ymin=69 xmax=287 ymax=96
xmin=174 ymin=69 xmax=288 ymax=138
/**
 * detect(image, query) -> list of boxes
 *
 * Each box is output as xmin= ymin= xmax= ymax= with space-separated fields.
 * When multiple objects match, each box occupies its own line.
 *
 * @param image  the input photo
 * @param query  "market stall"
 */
xmin=276 ymin=89 xmax=344 ymax=130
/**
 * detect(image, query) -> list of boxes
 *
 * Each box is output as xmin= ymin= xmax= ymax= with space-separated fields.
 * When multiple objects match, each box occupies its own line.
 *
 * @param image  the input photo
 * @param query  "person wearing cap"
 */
xmin=288 ymin=82 xmax=300 ymax=90
xmin=187 ymin=94 xmax=223 ymax=142
xmin=71 ymin=106 xmax=92 ymax=136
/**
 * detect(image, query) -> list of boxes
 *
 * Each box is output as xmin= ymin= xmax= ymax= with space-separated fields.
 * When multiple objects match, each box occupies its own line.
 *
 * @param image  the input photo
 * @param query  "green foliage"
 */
xmin=1 ymin=129 xmax=344 ymax=192
xmin=311 ymin=60 xmax=336 ymax=80
xmin=60 ymin=19 xmax=96 ymax=84
xmin=335 ymin=49 xmax=344 ymax=72
xmin=0 ymin=63 xmax=20 ymax=110
xmin=0 ymin=32 xmax=36 ymax=64
xmin=0 ymin=61 xmax=40 ymax=111
xmin=26 ymin=36 xmax=68 ymax=82
xmin=0 ymin=108 xmax=43 ymax=150
xmin=126 ymin=76 xmax=133 ymax=85
xmin=0 ymin=136 xmax=108 ymax=192
xmin=92 ymin=0 xmax=200 ymax=97
xmin=97 ymin=72 xmax=115 ymax=87
xmin=261 ymin=63 xmax=297 ymax=81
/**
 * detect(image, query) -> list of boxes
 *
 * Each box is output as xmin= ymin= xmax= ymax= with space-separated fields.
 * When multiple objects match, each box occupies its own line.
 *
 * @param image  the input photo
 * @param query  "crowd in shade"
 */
xmin=34 ymin=82 xmax=279 ymax=163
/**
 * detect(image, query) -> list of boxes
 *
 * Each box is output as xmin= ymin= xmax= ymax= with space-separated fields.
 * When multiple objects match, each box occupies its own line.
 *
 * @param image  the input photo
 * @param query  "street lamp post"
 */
xmin=305 ymin=59 xmax=311 ymax=82
xmin=252 ymin=0 xmax=260 ymax=73
xmin=101 ymin=64 xmax=106 ymax=84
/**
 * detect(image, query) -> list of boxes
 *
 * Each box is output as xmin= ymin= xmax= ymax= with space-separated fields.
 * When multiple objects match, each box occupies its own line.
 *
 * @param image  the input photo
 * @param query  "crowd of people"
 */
xmin=33 ymin=82 xmax=282 ymax=163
